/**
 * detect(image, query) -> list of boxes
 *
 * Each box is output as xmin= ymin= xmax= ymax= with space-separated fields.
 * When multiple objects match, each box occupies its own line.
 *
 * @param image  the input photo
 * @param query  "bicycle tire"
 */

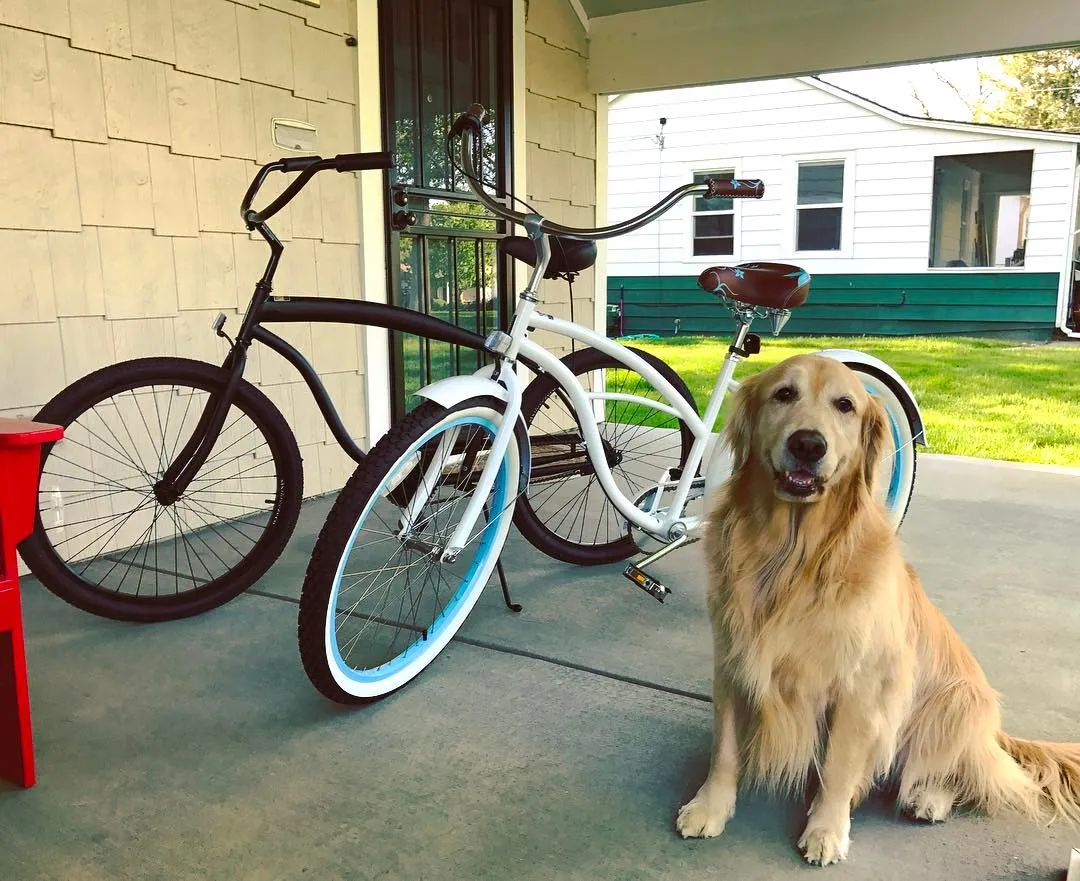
xmin=513 ymin=346 xmax=698 ymax=566
xmin=851 ymin=365 xmax=919 ymax=530
xmin=298 ymin=395 xmax=524 ymax=704
xmin=19 ymin=357 xmax=303 ymax=622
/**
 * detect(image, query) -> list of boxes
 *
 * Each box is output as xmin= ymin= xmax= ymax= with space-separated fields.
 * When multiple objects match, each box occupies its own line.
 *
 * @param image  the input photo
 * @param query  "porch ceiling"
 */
xmin=577 ymin=0 xmax=698 ymax=15
xmin=584 ymin=0 xmax=1080 ymax=94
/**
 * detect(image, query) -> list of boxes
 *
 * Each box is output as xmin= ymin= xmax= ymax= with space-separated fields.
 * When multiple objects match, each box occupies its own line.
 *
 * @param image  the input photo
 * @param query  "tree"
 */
xmin=975 ymin=48 xmax=1080 ymax=133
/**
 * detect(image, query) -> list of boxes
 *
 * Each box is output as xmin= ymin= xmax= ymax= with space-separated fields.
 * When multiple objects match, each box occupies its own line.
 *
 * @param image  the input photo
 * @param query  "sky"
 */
xmin=820 ymin=57 xmax=1002 ymax=122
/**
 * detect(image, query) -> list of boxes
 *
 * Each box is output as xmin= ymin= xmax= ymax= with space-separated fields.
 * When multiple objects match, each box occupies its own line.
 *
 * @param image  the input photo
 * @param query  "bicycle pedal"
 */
xmin=623 ymin=562 xmax=671 ymax=603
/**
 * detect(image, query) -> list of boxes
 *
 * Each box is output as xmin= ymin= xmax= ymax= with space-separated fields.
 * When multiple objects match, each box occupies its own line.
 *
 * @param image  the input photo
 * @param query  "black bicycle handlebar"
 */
xmin=448 ymin=105 xmax=763 ymax=239
xmin=241 ymin=151 xmax=393 ymax=226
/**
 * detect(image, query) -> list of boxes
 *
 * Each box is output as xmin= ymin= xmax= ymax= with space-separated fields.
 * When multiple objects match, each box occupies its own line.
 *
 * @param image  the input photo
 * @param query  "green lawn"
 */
xmin=625 ymin=335 xmax=1080 ymax=467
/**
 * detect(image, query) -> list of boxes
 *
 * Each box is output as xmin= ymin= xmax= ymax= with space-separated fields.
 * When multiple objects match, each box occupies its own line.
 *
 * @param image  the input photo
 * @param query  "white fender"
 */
xmin=815 ymin=348 xmax=927 ymax=445
xmin=415 ymin=365 xmax=531 ymax=480
xmin=415 ymin=369 xmax=507 ymax=408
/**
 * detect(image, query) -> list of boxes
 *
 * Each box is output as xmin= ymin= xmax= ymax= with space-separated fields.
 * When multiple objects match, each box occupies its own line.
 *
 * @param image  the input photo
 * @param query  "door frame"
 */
xmin=376 ymin=0 xmax=517 ymax=425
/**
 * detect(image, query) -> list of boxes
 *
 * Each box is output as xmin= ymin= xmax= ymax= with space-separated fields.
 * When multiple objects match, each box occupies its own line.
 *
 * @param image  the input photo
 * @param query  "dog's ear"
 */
xmin=725 ymin=371 xmax=763 ymax=470
xmin=861 ymin=395 xmax=889 ymax=490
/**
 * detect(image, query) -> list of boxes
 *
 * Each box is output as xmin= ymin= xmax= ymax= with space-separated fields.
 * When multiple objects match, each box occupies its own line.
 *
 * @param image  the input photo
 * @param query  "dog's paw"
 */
xmin=798 ymin=818 xmax=851 ymax=866
xmin=908 ymin=786 xmax=954 ymax=823
xmin=675 ymin=795 xmax=735 ymax=839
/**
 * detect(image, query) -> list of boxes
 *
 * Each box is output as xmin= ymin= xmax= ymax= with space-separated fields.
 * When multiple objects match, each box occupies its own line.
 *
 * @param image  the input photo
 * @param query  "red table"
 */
xmin=0 ymin=417 xmax=63 ymax=788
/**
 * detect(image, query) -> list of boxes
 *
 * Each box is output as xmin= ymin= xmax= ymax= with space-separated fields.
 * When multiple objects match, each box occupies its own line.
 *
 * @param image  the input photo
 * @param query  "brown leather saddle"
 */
xmin=697 ymin=262 xmax=810 ymax=309
xmin=500 ymin=235 xmax=598 ymax=279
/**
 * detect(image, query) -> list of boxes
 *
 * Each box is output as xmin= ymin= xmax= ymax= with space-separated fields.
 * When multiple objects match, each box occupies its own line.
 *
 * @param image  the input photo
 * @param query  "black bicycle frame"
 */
xmin=155 ymin=151 xmax=499 ymax=502
xmin=254 ymin=297 xmax=489 ymax=462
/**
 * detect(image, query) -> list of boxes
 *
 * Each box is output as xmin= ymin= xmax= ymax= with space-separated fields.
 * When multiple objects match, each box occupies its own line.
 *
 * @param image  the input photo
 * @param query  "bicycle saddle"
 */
xmin=698 ymin=262 xmax=810 ymax=309
xmin=500 ymin=235 xmax=597 ymax=279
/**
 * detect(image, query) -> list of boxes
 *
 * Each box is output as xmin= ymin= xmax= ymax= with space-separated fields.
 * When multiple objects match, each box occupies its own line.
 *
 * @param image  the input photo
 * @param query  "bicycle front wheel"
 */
xmin=19 ymin=357 xmax=303 ymax=622
xmin=297 ymin=396 xmax=523 ymax=704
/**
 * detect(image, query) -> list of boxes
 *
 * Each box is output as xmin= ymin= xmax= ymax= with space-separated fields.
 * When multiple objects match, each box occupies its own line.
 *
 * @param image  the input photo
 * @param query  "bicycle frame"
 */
xmin=155 ymin=149 xmax=504 ymax=502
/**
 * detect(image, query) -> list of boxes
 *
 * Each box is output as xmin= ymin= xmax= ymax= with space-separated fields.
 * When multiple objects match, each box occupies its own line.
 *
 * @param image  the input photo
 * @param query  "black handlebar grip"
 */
xmin=703 ymin=178 xmax=765 ymax=199
xmin=449 ymin=103 xmax=487 ymax=138
xmin=280 ymin=156 xmax=323 ymax=172
xmin=333 ymin=151 xmax=393 ymax=172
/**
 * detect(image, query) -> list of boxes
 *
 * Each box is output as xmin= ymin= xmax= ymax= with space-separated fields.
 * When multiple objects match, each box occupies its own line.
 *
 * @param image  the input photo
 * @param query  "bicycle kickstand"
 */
xmin=494 ymin=558 xmax=521 ymax=613
xmin=482 ymin=501 xmax=521 ymax=613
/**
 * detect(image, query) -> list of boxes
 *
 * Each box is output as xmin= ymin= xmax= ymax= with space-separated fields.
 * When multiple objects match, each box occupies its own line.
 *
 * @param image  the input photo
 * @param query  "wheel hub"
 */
xmin=153 ymin=479 xmax=180 ymax=506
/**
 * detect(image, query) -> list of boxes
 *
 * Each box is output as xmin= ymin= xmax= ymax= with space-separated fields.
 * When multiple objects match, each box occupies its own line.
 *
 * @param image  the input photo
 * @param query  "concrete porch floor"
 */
xmin=2 ymin=454 xmax=1079 ymax=881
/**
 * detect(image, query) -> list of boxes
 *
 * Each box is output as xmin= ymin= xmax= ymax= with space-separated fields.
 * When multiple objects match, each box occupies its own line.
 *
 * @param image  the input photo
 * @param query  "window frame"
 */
xmin=926 ymin=147 xmax=1035 ymax=272
xmin=686 ymin=165 xmax=740 ymax=263
xmin=786 ymin=153 xmax=855 ymax=259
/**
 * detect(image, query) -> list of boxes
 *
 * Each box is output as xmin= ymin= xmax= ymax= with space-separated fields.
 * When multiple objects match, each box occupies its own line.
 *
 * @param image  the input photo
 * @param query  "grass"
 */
xmin=623 ymin=335 xmax=1080 ymax=467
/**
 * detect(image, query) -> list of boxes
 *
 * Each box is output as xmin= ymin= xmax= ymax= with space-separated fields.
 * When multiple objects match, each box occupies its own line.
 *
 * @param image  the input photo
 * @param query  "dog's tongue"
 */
xmin=780 ymin=469 xmax=817 ymax=496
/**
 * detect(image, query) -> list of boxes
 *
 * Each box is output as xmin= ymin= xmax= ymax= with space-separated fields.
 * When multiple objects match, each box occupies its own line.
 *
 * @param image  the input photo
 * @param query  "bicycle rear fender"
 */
xmin=814 ymin=348 xmax=927 ymax=446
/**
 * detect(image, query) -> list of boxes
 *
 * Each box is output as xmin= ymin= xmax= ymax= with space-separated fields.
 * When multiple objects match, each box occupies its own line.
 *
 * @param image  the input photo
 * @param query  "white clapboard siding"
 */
xmin=608 ymin=76 xmax=1080 ymax=280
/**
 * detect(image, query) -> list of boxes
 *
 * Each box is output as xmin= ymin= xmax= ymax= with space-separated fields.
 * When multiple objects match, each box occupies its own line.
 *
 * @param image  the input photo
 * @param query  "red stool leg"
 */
xmin=0 ymin=588 xmax=35 ymax=788
xmin=0 ymin=420 xmax=63 ymax=789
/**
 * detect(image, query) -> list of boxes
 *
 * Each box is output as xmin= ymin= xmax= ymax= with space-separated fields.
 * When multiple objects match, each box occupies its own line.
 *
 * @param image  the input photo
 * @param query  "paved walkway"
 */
xmin=2 ymin=456 xmax=1078 ymax=880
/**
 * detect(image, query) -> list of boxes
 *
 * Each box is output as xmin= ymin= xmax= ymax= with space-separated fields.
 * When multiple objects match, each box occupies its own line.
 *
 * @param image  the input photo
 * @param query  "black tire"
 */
xmin=19 ymin=357 xmax=303 ymax=622
xmin=298 ymin=396 xmax=525 ymax=704
xmin=513 ymin=346 xmax=698 ymax=565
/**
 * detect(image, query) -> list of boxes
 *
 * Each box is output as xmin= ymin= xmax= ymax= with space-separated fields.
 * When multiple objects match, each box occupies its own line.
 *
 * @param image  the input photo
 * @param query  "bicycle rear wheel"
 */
xmin=298 ymin=396 xmax=523 ymax=704
xmin=514 ymin=346 xmax=698 ymax=565
xmin=19 ymin=357 xmax=303 ymax=622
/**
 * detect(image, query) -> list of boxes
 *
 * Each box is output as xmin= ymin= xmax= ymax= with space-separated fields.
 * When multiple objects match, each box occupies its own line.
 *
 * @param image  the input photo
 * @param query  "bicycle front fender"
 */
xmin=415 ymin=366 xmax=531 ymax=485
xmin=814 ymin=348 xmax=927 ymax=446
xmin=415 ymin=372 xmax=507 ymax=408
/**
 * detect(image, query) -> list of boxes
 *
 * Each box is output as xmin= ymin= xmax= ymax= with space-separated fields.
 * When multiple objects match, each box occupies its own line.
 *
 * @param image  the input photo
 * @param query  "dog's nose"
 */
xmin=787 ymin=429 xmax=827 ymax=463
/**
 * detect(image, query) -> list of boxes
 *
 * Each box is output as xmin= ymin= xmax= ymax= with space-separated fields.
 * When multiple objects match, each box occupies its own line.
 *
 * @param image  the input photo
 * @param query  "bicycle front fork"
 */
xmin=155 ymin=346 xmax=250 ymax=503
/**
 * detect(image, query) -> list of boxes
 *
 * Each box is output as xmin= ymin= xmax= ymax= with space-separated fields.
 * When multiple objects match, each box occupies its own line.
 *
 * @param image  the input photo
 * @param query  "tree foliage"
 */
xmin=976 ymin=48 xmax=1080 ymax=133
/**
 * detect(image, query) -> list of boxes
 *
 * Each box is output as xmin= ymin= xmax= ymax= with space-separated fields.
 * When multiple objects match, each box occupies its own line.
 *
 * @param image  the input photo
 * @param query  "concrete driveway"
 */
xmin=2 ymin=454 xmax=1078 ymax=880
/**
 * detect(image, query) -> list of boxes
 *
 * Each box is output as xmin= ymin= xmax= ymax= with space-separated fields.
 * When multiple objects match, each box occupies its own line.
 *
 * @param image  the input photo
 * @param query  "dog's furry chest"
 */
xmin=711 ymin=572 xmax=881 ymax=708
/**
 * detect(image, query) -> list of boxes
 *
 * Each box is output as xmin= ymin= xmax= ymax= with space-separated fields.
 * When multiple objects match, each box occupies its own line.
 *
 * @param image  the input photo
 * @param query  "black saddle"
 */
xmin=500 ymin=235 xmax=597 ymax=279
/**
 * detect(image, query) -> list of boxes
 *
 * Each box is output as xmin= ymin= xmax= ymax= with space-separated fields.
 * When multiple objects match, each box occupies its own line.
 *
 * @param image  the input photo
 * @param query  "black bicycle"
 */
xmin=19 ymin=147 xmax=697 ymax=623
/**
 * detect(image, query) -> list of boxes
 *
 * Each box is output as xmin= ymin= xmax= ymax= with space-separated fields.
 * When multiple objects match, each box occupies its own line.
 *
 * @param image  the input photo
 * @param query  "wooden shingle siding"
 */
xmin=0 ymin=0 xmax=595 ymax=510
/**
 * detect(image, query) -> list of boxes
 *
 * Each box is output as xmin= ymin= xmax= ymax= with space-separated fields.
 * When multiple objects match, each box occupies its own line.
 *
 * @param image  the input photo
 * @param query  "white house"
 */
xmin=606 ymin=76 xmax=1080 ymax=339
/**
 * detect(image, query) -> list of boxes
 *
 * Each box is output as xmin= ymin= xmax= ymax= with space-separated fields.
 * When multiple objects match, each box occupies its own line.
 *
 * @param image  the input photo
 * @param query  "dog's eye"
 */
xmin=835 ymin=396 xmax=855 ymax=414
xmin=771 ymin=385 xmax=797 ymax=403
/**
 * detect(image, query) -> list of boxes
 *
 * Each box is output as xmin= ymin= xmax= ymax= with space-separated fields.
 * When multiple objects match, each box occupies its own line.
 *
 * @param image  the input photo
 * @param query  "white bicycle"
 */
xmin=296 ymin=105 xmax=927 ymax=704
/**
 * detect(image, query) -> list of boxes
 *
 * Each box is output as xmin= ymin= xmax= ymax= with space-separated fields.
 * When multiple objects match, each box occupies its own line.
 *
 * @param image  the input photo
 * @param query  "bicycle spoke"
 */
xmin=180 ymin=493 xmax=264 ymax=544
xmin=71 ymin=494 xmax=157 ymax=575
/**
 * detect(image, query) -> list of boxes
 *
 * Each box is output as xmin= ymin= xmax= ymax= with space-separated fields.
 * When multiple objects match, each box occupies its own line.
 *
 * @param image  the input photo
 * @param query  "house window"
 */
xmin=928 ymin=150 xmax=1034 ymax=268
xmin=796 ymin=161 xmax=845 ymax=251
xmin=692 ymin=170 xmax=735 ymax=256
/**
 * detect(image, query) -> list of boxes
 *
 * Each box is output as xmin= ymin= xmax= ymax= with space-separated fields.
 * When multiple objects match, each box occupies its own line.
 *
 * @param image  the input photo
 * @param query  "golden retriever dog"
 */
xmin=676 ymin=354 xmax=1080 ymax=865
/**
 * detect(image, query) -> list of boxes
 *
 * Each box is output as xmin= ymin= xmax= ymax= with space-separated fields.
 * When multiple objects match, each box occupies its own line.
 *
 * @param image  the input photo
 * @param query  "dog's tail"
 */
xmin=996 ymin=733 xmax=1080 ymax=825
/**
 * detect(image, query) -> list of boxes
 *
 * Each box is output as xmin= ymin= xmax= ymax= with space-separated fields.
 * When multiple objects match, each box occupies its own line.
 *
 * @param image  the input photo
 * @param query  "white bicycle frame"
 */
xmin=425 ymin=243 xmax=750 ymax=556
xmin=515 ymin=312 xmax=742 ymax=540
